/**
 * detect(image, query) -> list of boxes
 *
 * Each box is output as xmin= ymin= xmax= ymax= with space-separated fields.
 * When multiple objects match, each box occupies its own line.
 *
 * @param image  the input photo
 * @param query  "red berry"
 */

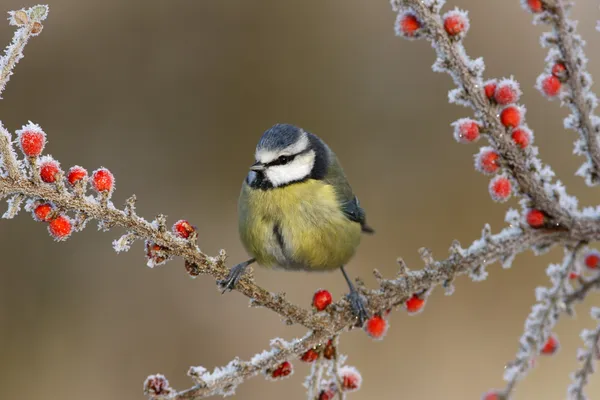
xmin=365 ymin=314 xmax=388 ymax=339
xmin=173 ymin=219 xmax=195 ymax=239
xmin=512 ymin=127 xmax=532 ymax=149
xmin=34 ymin=203 xmax=53 ymax=222
xmin=270 ymin=361 xmax=292 ymax=379
xmin=481 ymin=391 xmax=501 ymax=400
xmin=526 ymin=0 xmax=543 ymax=13
xmin=67 ymin=166 xmax=88 ymax=186
xmin=484 ymin=80 xmax=497 ymax=100
xmin=494 ymin=81 xmax=520 ymax=105
xmin=406 ymin=294 xmax=425 ymax=313
xmin=313 ymin=289 xmax=333 ymax=311
xmin=453 ymin=119 xmax=480 ymax=143
xmin=443 ymin=12 xmax=467 ymax=37
xmin=39 ymin=158 xmax=61 ymax=183
xmin=500 ymin=106 xmax=522 ymax=128
xmin=318 ymin=388 xmax=336 ymax=400
xmin=396 ymin=12 xmax=421 ymax=37
xmin=323 ymin=339 xmax=336 ymax=360
xmin=541 ymin=333 xmax=559 ymax=355
xmin=339 ymin=366 xmax=362 ymax=392
xmin=476 ymin=148 xmax=500 ymax=175
xmin=300 ymin=348 xmax=319 ymax=363
xmin=526 ymin=209 xmax=545 ymax=228
xmin=569 ymin=271 xmax=579 ymax=280
xmin=552 ymin=62 xmax=567 ymax=78
xmin=48 ymin=215 xmax=72 ymax=240
xmin=540 ymin=74 xmax=561 ymax=97
xmin=584 ymin=251 xmax=600 ymax=270
xmin=18 ymin=123 xmax=46 ymax=157
xmin=91 ymin=167 xmax=114 ymax=193
xmin=489 ymin=176 xmax=512 ymax=202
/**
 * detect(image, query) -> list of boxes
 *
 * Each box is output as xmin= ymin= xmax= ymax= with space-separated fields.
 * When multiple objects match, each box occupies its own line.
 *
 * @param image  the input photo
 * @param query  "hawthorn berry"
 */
xmin=48 ymin=215 xmax=72 ymax=240
xmin=364 ymin=314 xmax=388 ymax=339
xmin=475 ymin=147 xmax=500 ymax=175
xmin=173 ymin=219 xmax=195 ymax=239
xmin=512 ymin=127 xmax=533 ymax=149
xmin=494 ymin=81 xmax=520 ymax=105
xmin=541 ymin=333 xmax=559 ymax=355
xmin=481 ymin=391 xmax=501 ymax=400
xmin=269 ymin=361 xmax=293 ymax=379
xmin=313 ymin=289 xmax=333 ymax=311
xmin=539 ymin=74 xmax=561 ymax=97
xmin=91 ymin=167 xmax=114 ymax=194
xmin=525 ymin=0 xmax=543 ymax=13
xmin=395 ymin=11 xmax=422 ymax=37
xmin=39 ymin=158 xmax=61 ymax=183
xmin=406 ymin=294 xmax=425 ymax=313
xmin=323 ymin=339 xmax=336 ymax=360
xmin=552 ymin=62 xmax=567 ymax=78
xmin=67 ymin=166 xmax=88 ymax=186
xmin=584 ymin=251 xmax=600 ymax=270
xmin=484 ymin=80 xmax=497 ymax=100
xmin=500 ymin=106 xmax=522 ymax=128
xmin=453 ymin=119 xmax=480 ymax=143
xmin=33 ymin=203 xmax=53 ymax=222
xmin=339 ymin=366 xmax=362 ymax=392
xmin=17 ymin=123 xmax=46 ymax=157
xmin=489 ymin=175 xmax=512 ymax=202
xmin=443 ymin=10 xmax=469 ymax=37
xmin=300 ymin=348 xmax=319 ymax=363
xmin=526 ymin=209 xmax=545 ymax=228
xmin=318 ymin=390 xmax=335 ymax=400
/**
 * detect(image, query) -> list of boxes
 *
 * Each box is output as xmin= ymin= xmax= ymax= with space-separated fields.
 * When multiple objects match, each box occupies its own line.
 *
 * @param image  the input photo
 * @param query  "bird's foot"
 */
xmin=217 ymin=259 xmax=253 ymax=293
xmin=346 ymin=289 xmax=369 ymax=327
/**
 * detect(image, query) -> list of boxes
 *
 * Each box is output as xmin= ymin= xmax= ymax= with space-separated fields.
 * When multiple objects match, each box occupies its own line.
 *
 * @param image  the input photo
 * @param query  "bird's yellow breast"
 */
xmin=238 ymin=179 xmax=362 ymax=270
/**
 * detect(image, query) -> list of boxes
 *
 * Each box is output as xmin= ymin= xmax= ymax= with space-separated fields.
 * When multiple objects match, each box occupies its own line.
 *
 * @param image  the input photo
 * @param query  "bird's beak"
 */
xmin=249 ymin=161 xmax=265 ymax=171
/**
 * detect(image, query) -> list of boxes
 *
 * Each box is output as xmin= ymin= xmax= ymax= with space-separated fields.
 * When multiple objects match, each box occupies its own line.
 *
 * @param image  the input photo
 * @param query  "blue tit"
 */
xmin=219 ymin=123 xmax=374 ymax=323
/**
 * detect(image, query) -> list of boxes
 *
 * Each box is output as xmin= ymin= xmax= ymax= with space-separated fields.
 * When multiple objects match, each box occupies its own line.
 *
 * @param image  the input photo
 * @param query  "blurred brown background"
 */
xmin=1 ymin=0 xmax=599 ymax=399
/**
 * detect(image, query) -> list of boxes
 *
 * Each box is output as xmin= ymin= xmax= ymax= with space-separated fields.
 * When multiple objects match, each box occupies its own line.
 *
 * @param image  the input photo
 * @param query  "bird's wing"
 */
xmin=324 ymin=152 xmax=374 ymax=234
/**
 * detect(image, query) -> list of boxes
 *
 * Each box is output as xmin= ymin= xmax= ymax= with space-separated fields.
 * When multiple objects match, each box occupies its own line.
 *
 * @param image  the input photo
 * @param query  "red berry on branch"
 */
xmin=489 ymin=176 xmax=512 ymax=202
xmin=540 ymin=74 xmax=561 ymax=97
xmin=512 ymin=127 xmax=533 ymax=149
xmin=340 ymin=366 xmax=362 ymax=392
xmin=526 ymin=209 xmax=545 ymax=228
xmin=484 ymin=80 xmax=497 ymax=100
xmin=270 ymin=361 xmax=293 ymax=379
xmin=494 ymin=80 xmax=520 ymax=105
xmin=443 ymin=10 xmax=469 ymax=37
xmin=313 ymin=289 xmax=333 ymax=311
xmin=365 ymin=314 xmax=388 ymax=339
xmin=453 ymin=119 xmax=480 ymax=143
xmin=39 ymin=158 xmax=61 ymax=183
xmin=173 ymin=219 xmax=195 ymax=239
xmin=48 ymin=215 xmax=72 ymax=240
xmin=552 ymin=62 xmax=567 ymax=78
xmin=300 ymin=348 xmax=319 ymax=363
xmin=406 ymin=294 xmax=425 ymax=314
xmin=91 ymin=167 xmax=114 ymax=194
xmin=67 ymin=166 xmax=88 ymax=186
xmin=17 ymin=123 xmax=46 ymax=157
xmin=395 ymin=12 xmax=422 ymax=37
xmin=541 ymin=333 xmax=559 ymax=355
xmin=584 ymin=251 xmax=600 ymax=270
xmin=525 ymin=0 xmax=543 ymax=13
xmin=475 ymin=148 xmax=500 ymax=175
xmin=34 ymin=203 xmax=53 ymax=222
xmin=500 ymin=106 xmax=522 ymax=128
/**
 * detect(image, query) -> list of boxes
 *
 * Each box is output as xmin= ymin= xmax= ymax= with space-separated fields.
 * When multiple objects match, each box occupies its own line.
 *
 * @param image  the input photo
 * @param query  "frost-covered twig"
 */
xmin=502 ymin=244 xmax=584 ymax=398
xmin=565 ymin=273 xmax=600 ymax=307
xmin=0 ymin=5 xmax=47 ymax=98
xmin=522 ymin=0 xmax=600 ymax=186
xmin=568 ymin=307 xmax=600 ymax=400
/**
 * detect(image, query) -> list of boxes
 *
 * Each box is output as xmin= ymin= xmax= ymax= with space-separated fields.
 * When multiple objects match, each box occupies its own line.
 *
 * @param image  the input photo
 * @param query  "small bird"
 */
xmin=219 ymin=123 xmax=374 ymax=324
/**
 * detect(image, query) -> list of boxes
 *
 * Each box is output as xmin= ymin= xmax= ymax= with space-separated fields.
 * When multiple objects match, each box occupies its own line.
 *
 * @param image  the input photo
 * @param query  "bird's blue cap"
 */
xmin=257 ymin=123 xmax=302 ymax=151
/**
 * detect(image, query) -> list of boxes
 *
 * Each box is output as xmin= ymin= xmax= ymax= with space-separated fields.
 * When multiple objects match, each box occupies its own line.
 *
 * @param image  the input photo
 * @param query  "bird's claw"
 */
xmin=217 ymin=262 xmax=248 ymax=294
xmin=346 ymin=290 xmax=369 ymax=327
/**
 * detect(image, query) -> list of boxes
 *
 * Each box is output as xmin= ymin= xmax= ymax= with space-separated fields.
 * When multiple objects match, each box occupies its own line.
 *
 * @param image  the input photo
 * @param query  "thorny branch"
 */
xmin=2 ymin=1 xmax=600 ymax=399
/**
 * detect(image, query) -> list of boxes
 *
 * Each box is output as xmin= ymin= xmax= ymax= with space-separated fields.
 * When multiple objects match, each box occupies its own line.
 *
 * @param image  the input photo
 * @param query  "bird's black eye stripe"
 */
xmin=265 ymin=148 xmax=312 ymax=167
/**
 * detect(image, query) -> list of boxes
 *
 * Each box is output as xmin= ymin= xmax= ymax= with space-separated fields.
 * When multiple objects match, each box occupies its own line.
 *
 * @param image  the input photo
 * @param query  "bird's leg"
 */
xmin=341 ymin=265 xmax=369 ymax=326
xmin=218 ymin=258 xmax=256 ymax=293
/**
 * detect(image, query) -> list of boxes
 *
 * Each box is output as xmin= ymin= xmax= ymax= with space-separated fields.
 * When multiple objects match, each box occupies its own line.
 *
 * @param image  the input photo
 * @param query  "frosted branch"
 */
xmin=502 ymin=244 xmax=583 ymax=398
xmin=568 ymin=308 xmax=600 ymax=399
